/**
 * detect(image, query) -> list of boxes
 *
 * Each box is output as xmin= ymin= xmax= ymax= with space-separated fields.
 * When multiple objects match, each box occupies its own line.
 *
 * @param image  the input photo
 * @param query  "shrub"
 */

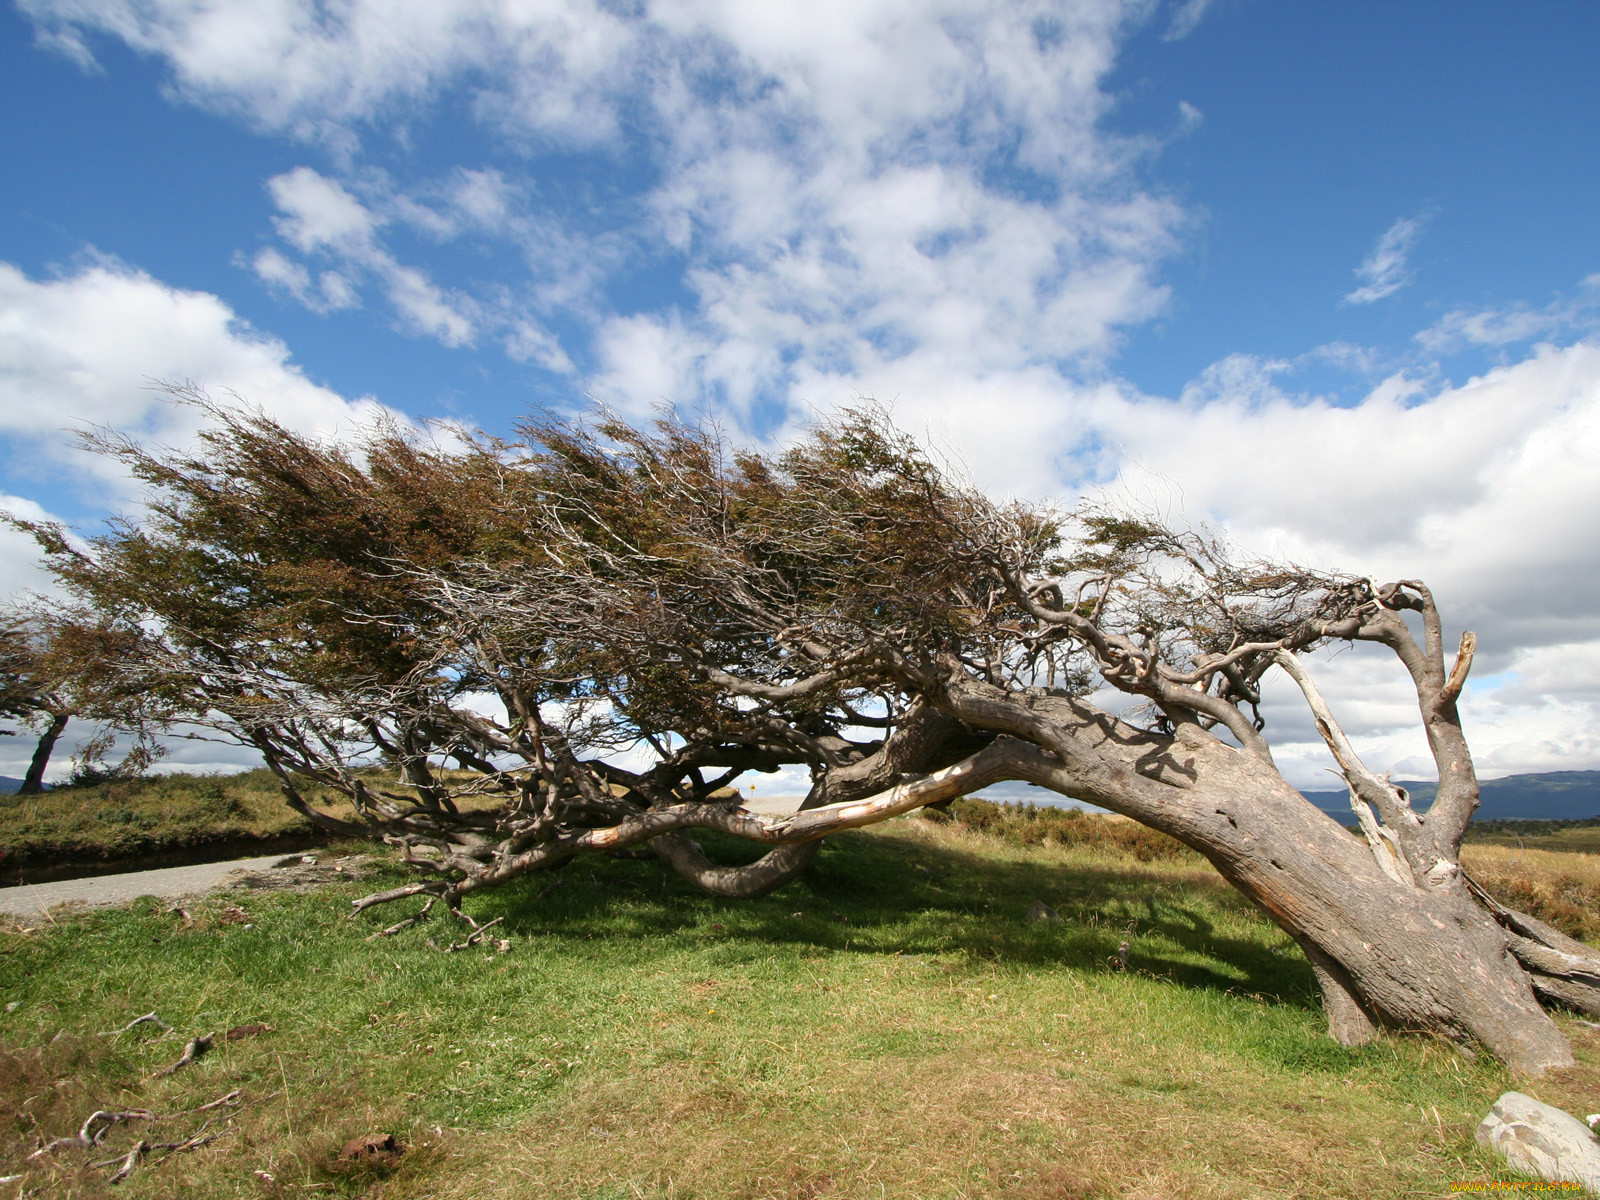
xmin=928 ymin=796 xmax=1192 ymax=861
xmin=1470 ymin=864 xmax=1600 ymax=944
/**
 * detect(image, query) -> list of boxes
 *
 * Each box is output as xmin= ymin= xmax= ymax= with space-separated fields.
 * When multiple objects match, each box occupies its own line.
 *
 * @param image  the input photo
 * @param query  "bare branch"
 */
xmin=1437 ymin=630 xmax=1477 ymax=710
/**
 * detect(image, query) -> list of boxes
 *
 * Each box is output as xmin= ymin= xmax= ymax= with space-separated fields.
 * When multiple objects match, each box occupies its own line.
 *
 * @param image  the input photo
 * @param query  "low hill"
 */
xmin=990 ymin=770 xmax=1600 ymax=822
xmin=1300 ymin=770 xmax=1600 ymax=822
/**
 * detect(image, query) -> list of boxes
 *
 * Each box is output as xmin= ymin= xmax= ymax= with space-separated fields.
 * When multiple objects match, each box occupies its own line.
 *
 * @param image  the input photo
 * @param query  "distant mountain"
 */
xmin=0 ymin=777 xmax=23 ymax=795
xmin=1300 ymin=771 xmax=1600 ymax=823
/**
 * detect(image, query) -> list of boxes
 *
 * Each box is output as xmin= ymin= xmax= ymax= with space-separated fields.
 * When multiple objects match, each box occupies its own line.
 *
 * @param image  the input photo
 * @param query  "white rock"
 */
xmin=1477 ymin=1092 xmax=1600 ymax=1193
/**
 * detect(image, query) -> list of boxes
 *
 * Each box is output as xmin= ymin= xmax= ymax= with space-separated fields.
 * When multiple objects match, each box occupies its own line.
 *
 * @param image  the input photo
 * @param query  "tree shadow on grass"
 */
xmin=461 ymin=827 xmax=1321 ymax=1013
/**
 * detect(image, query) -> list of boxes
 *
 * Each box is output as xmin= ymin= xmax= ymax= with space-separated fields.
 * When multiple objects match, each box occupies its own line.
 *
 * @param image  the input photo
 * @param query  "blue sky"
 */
xmin=2 ymin=0 xmax=1598 ymax=788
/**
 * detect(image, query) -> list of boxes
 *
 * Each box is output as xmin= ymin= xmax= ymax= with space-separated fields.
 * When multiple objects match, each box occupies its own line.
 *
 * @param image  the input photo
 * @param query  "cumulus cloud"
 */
xmin=0 ymin=257 xmax=390 ymax=504
xmin=1343 ymin=212 xmax=1429 ymax=305
xmin=24 ymin=1 xmax=1184 ymax=419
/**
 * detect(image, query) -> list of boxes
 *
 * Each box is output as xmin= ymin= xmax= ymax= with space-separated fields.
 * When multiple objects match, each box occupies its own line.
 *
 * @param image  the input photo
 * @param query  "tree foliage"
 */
xmin=13 ymin=390 xmax=1600 ymax=1073
xmin=0 ymin=609 xmax=149 ymax=792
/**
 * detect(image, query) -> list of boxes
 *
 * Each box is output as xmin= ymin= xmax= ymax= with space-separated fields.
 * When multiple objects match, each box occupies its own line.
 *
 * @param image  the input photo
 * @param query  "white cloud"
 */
xmin=255 ymin=167 xmax=481 ymax=347
xmin=247 ymin=246 xmax=361 ymax=314
xmin=24 ymin=2 xmax=1183 ymax=413
xmin=1089 ymin=343 xmax=1600 ymax=600
xmin=15 ymin=0 xmax=1599 ymax=786
xmin=1417 ymin=276 xmax=1600 ymax=354
xmin=504 ymin=320 xmax=575 ymax=374
xmin=1164 ymin=0 xmax=1214 ymax=42
xmin=592 ymin=2 xmax=1181 ymax=420
xmin=18 ymin=0 xmax=641 ymax=147
xmin=268 ymin=166 xmax=379 ymax=252
xmin=248 ymin=245 xmax=313 ymax=300
xmin=0 ymin=258 xmax=389 ymax=506
xmin=383 ymin=261 xmax=476 ymax=346
xmin=1343 ymin=212 xmax=1429 ymax=306
xmin=253 ymin=166 xmax=599 ymax=359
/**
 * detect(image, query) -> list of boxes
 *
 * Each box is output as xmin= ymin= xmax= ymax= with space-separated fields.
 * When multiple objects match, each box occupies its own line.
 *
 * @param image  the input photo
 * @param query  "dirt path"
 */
xmin=0 ymin=854 xmax=305 ymax=916
xmin=0 ymin=798 xmax=809 ymax=918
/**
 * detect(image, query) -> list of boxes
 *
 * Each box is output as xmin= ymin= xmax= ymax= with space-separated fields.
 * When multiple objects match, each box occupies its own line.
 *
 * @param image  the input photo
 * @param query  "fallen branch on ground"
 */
xmin=151 ymin=1032 xmax=213 ymax=1078
xmin=25 ymin=1088 xmax=245 ymax=1185
xmin=98 ymin=1011 xmax=172 ymax=1037
xmin=28 ymin=1110 xmax=154 ymax=1159
xmin=97 ymin=1139 xmax=148 ymax=1184
xmin=426 ymin=913 xmax=506 ymax=953
xmin=365 ymin=894 xmax=439 ymax=941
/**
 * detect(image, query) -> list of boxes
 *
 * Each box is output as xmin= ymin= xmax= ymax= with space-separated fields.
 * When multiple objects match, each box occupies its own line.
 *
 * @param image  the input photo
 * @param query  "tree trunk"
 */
xmin=942 ymin=678 xmax=1575 ymax=1075
xmin=649 ymin=835 xmax=820 ymax=897
xmin=19 ymin=711 xmax=67 ymax=794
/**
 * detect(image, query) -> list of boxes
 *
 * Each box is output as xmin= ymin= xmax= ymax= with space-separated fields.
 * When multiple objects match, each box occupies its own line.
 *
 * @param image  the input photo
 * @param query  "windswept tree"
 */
xmin=0 ymin=608 xmax=174 ymax=791
xmin=0 ymin=614 xmax=71 ymax=793
xmin=17 ymin=392 xmax=1600 ymax=1074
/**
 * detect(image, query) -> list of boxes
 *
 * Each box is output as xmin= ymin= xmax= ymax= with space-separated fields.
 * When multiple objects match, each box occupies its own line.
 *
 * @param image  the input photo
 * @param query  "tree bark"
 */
xmin=19 ymin=711 xmax=67 ymax=794
xmin=938 ymin=675 xmax=1574 ymax=1075
xmin=649 ymin=835 xmax=820 ymax=897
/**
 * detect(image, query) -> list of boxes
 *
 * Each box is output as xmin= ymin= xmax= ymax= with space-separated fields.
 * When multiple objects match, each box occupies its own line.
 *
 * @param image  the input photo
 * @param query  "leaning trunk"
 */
xmin=19 ymin=711 xmax=67 ymax=794
xmin=1062 ymin=739 xmax=1567 ymax=1072
xmin=944 ymin=682 xmax=1575 ymax=1074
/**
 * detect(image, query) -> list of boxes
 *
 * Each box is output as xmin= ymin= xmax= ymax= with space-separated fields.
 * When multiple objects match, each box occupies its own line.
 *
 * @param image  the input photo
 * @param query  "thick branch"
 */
xmin=1273 ymin=651 xmax=1427 ymax=882
xmin=649 ymin=837 xmax=820 ymax=897
xmin=353 ymin=738 xmax=1032 ymax=911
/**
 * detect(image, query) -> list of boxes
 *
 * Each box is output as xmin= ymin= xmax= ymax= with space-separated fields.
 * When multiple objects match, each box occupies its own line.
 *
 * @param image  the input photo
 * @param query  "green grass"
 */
xmin=3 ymin=816 xmax=1598 ymax=1198
xmin=0 ymin=770 xmax=317 ymax=869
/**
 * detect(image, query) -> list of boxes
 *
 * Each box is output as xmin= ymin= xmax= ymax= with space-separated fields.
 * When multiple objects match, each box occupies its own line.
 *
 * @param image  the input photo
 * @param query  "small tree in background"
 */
xmin=0 ymin=606 xmax=169 ymax=791
xmin=0 ymin=614 xmax=70 ymax=793
xmin=14 ymin=390 xmax=1600 ymax=1074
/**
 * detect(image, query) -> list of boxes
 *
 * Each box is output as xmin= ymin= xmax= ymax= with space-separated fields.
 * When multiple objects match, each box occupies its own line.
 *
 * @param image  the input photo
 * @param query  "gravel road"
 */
xmin=0 ymin=797 xmax=809 ymax=919
xmin=0 ymin=854 xmax=295 ymax=917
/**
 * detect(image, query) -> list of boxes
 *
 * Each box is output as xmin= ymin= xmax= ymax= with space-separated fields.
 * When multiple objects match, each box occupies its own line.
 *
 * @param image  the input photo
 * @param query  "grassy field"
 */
xmin=0 ymin=771 xmax=320 ymax=872
xmin=1465 ymin=819 xmax=1600 ymax=856
xmin=3 ymin=809 xmax=1599 ymax=1198
xmin=0 ymin=771 xmax=513 ymax=876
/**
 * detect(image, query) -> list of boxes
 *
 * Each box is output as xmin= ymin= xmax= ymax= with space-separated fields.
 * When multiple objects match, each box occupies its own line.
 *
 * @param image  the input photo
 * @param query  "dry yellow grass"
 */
xmin=1463 ymin=843 xmax=1600 ymax=944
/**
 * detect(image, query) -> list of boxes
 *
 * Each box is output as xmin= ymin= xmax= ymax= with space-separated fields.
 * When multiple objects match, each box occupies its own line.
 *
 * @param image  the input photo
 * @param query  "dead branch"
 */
xmin=1437 ymin=630 xmax=1477 ymax=709
xmin=28 ymin=1087 xmax=243 ymax=1187
xmin=365 ymin=895 xmax=440 ymax=940
xmin=98 ymin=1011 xmax=172 ymax=1037
xmin=28 ymin=1109 xmax=155 ymax=1158
xmin=427 ymin=914 xmax=505 ymax=953
xmin=98 ymin=1139 xmax=148 ymax=1183
xmin=189 ymin=1088 xmax=244 ymax=1113
xmin=350 ymin=880 xmax=449 ymax=914
xmin=151 ymin=1032 xmax=213 ymax=1078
